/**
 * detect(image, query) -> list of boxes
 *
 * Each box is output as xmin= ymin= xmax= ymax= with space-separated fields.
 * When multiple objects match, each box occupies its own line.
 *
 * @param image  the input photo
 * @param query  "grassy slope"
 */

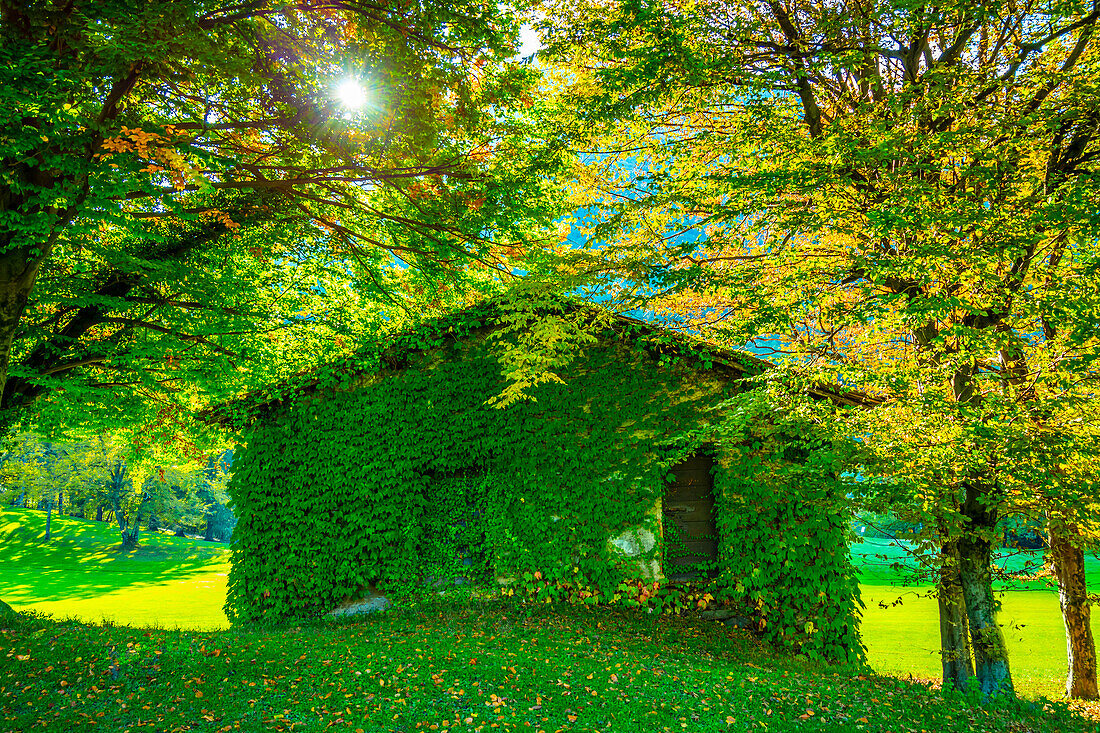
xmin=1 ymin=507 xmax=1098 ymax=724
xmin=1 ymin=599 xmax=1092 ymax=733
xmin=0 ymin=506 xmax=230 ymax=630
xmin=853 ymin=539 xmax=1100 ymax=699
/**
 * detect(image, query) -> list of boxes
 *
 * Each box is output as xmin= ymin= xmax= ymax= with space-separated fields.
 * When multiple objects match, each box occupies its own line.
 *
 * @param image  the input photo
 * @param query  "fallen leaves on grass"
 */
xmin=1 ymin=604 xmax=1094 ymax=733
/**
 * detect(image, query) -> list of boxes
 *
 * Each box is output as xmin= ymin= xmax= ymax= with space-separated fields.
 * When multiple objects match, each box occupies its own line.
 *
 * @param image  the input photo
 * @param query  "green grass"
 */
xmin=0 ymin=507 xmax=230 ymax=630
xmin=2 ymin=599 xmax=1092 ymax=732
xmin=1 ymin=507 xmax=1099 ymax=730
xmin=853 ymin=538 xmax=1100 ymax=700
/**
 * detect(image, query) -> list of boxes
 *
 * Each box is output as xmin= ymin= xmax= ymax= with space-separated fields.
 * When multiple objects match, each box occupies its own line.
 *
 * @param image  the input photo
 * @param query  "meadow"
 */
xmin=853 ymin=539 xmax=1100 ymax=699
xmin=1 ymin=507 xmax=1098 ymax=731
xmin=0 ymin=507 xmax=230 ymax=630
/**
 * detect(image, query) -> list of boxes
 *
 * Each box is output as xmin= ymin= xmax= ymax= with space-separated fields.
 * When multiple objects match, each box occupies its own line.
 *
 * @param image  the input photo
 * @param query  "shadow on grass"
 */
xmin=0 ymin=506 xmax=229 ymax=604
xmin=12 ymin=599 xmax=1091 ymax=733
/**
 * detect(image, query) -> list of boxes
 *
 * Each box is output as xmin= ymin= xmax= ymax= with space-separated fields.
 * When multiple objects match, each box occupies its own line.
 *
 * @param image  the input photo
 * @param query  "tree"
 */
xmin=543 ymin=0 xmax=1100 ymax=698
xmin=8 ymin=200 xmax=387 ymax=447
xmin=199 ymin=450 xmax=236 ymax=542
xmin=141 ymin=451 xmax=235 ymax=541
xmin=0 ymin=0 xmax=561 ymax=436
xmin=0 ymin=432 xmax=96 ymax=539
xmin=0 ymin=431 xmax=219 ymax=547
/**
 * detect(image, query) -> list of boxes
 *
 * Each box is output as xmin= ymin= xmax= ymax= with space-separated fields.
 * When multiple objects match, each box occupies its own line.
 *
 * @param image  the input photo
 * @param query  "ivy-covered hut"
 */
xmin=219 ymin=299 xmax=867 ymax=661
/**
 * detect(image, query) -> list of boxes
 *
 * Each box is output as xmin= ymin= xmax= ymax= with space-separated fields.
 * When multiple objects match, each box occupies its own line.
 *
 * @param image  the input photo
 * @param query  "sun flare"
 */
xmin=335 ymin=77 xmax=368 ymax=110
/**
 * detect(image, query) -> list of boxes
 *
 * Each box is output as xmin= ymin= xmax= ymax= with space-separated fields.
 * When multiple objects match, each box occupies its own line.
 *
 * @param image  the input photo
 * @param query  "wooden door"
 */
xmin=662 ymin=453 xmax=718 ymax=581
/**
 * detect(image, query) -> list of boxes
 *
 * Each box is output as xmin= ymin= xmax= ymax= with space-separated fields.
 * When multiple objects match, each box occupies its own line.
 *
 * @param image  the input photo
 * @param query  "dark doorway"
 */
xmin=662 ymin=452 xmax=719 ymax=581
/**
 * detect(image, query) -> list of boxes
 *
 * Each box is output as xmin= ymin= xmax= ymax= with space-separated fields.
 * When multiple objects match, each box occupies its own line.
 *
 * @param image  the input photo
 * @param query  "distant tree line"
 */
xmin=0 ymin=434 xmax=233 ymax=548
xmin=854 ymin=511 xmax=1046 ymax=550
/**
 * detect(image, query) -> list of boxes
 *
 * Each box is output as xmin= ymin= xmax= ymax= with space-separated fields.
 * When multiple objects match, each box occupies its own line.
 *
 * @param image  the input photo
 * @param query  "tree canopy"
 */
xmin=6 ymin=0 xmax=1100 ymax=703
xmin=1 ymin=0 xmax=564 ymax=439
xmin=542 ymin=0 xmax=1100 ymax=697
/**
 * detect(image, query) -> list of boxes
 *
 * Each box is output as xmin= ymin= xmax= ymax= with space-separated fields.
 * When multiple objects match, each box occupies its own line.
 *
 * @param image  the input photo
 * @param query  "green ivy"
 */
xmin=710 ymin=382 xmax=866 ymax=664
xmin=225 ymin=308 xmax=863 ymax=663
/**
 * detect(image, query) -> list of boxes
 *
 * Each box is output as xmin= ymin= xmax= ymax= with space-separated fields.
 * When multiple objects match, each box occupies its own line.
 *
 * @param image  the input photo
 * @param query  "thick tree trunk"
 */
xmin=938 ymin=540 xmax=974 ymax=690
xmin=0 ymin=251 xmax=47 ymax=407
xmin=95 ymin=504 xmax=104 ymax=522
xmin=121 ymin=521 xmax=140 ymax=549
xmin=958 ymin=483 xmax=1014 ymax=697
xmin=1049 ymin=524 xmax=1098 ymax=699
xmin=110 ymin=493 xmax=137 ymax=549
xmin=118 ymin=501 xmax=140 ymax=549
xmin=117 ymin=483 xmax=149 ymax=550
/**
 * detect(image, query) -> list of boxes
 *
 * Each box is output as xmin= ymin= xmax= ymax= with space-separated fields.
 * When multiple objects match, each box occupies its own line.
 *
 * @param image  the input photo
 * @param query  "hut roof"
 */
xmin=202 ymin=296 xmax=876 ymax=427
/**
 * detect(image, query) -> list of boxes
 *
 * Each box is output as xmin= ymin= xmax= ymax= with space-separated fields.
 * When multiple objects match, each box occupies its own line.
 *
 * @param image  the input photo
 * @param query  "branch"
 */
xmin=100 ymin=318 xmax=241 ymax=358
xmin=1022 ymin=2 xmax=1100 ymax=116
xmin=94 ymin=62 xmax=144 ymax=127
xmin=975 ymin=2 xmax=1100 ymax=105
xmin=42 ymin=357 xmax=107 ymax=376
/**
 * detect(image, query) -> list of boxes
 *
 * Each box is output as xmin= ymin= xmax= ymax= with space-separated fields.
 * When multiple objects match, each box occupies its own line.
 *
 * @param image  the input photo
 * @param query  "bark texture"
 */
xmin=938 ymin=540 xmax=974 ymax=690
xmin=1049 ymin=524 xmax=1099 ymax=699
xmin=958 ymin=483 xmax=1014 ymax=697
xmin=0 ymin=252 xmax=46 ymax=407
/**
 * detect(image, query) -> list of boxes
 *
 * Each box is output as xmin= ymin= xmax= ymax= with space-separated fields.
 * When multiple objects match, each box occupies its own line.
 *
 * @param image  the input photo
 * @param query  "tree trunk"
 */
xmin=57 ymin=490 xmax=62 ymax=517
xmin=938 ymin=540 xmax=974 ymax=690
xmin=1049 ymin=523 xmax=1098 ymax=699
xmin=121 ymin=521 xmax=140 ymax=549
xmin=95 ymin=504 xmax=104 ymax=522
xmin=113 ymin=498 xmax=127 ymax=534
xmin=957 ymin=482 xmax=1014 ymax=697
xmin=118 ymin=487 xmax=149 ymax=550
xmin=119 ymin=501 xmax=140 ymax=549
xmin=110 ymin=492 xmax=135 ymax=548
xmin=43 ymin=499 xmax=52 ymax=542
xmin=0 ymin=251 xmax=48 ymax=409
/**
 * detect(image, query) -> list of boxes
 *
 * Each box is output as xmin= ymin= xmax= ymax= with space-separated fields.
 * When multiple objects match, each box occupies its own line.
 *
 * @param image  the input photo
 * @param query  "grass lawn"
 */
xmin=2 ymin=598 xmax=1093 ymax=732
xmin=0 ymin=507 xmax=230 ymax=630
xmin=2 ymin=507 xmax=1099 ymax=730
